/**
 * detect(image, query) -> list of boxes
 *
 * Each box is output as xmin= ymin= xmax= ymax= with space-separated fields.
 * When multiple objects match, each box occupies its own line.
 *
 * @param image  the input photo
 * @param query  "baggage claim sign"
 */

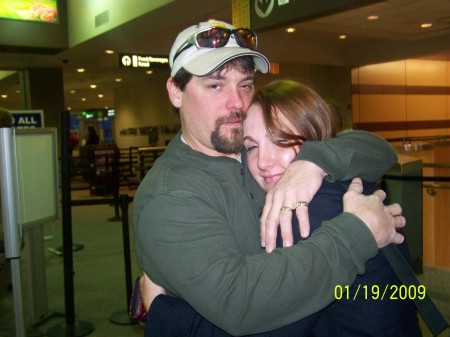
xmin=119 ymin=53 xmax=169 ymax=70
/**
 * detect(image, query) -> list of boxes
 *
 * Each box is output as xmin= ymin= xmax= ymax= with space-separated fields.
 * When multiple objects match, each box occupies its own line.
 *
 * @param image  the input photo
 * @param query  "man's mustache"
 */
xmin=219 ymin=110 xmax=247 ymax=124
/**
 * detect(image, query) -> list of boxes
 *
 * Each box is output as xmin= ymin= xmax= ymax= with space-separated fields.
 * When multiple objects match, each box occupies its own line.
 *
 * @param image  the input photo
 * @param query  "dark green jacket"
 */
xmin=133 ymin=130 xmax=397 ymax=335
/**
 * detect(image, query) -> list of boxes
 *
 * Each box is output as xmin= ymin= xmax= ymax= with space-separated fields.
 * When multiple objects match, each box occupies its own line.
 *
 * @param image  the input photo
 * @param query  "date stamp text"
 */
xmin=334 ymin=284 xmax=426 ymax=301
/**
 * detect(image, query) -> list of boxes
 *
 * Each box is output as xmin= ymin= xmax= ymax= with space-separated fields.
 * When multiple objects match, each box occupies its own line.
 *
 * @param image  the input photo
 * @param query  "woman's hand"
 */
xmin=140 ymin=272 xmax=166 ymax=311
xmin=260 ymin=160 xmax=325 ymax=253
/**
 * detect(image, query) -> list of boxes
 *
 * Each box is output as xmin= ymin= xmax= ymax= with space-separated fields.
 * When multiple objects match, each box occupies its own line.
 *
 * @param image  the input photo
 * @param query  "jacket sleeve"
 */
xmin=146 ymin=295 xmax=233 ymax=337
xmin=296 ymin=130 xmax=397 ymax=182
xmin=136 ymin=192 xmax=378 ymax=335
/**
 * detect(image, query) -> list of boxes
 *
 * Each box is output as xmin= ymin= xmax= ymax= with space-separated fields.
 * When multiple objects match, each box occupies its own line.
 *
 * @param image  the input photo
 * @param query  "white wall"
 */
xmin=113 ymin=73 xmax=180 ymax=149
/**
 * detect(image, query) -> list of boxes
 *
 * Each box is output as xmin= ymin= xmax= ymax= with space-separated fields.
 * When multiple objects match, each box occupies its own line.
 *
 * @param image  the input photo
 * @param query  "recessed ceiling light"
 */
xmin=67 ymin=107 xmax=72 ymax=111
xmin=367 ymin=15 xmax=378 ymax=20
xmin=81 ymin=98 xmax=86 ymax=101
xmin=98 ymin=94 xmax=104 ymax=98
xmin=146 ymin=70 xmax=153 ymax=75
xmin=105 ymin=50 xmax=115 ymax=54
xmin=70 ymin=90 xmax=76 ymax=94
xmin=286 ymin=27 xmax=296 ymax=33
xmin=1 ymin=94 xmax=7 ymax=98
xmin=115 ymin=78 xmax=122 ymax=82
xmin=338 ymin=35 xmax=347 ymax=40
xmin=90 ymin=84 xmax=97 ymax=89
xmin=77 ymin=68 xmax=85 ymax=73
xmin=15 ymin=90 xmax=20 ymax=94
xmin=421 ymin=23 xmax=432 ymax=28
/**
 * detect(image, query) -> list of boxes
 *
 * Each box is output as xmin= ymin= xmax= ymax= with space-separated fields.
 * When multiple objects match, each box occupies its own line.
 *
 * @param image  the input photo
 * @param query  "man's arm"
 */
xmin=260 ymin=130 xmax=398 ymax=251
xmin=297 ymin=130 xmax=397 ymax=182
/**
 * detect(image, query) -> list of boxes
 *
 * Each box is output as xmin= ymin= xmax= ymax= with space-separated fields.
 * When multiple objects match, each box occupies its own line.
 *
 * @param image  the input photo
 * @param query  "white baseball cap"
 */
xmin=169 ymin=20 xmax=270 ymax=77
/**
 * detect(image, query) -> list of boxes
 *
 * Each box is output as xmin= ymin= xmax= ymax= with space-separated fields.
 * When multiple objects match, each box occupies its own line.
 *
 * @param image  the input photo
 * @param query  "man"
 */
xmin=133 ymin=20 xmax=404 ymax=336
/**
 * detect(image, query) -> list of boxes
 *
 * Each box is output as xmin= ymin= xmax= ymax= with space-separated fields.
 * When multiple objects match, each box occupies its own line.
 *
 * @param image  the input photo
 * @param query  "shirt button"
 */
xmin=240 ymin=168 xmax=244 ymax=175
xmin=250 ymin=193 xmax=254 ymax=199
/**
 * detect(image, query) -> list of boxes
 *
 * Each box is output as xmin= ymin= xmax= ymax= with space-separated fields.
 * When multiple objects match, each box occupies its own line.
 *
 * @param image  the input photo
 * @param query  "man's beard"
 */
xmin=211 ymin=110 xmax=246 ymax=154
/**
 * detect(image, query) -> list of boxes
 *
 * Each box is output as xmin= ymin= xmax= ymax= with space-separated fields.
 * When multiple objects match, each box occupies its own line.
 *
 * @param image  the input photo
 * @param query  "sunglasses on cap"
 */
xmin=173 ymin=27 xmax=258 ymax=62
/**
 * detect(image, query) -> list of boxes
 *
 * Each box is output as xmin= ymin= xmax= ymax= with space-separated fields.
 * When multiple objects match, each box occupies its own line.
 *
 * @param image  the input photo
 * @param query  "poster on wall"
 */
xmin=0 ymin=0 xmax=58 ymax=23
xmin=11 ymin=110 xmax=44 ymax=128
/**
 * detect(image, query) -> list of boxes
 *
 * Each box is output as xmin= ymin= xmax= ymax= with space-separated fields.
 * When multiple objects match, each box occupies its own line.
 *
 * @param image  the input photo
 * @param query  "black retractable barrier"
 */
xmin=107 ymin=149 xmax=121 ymax=222
xmin=47 ymin=110 xmax=94 ymax=337
xmin=109 ymin=194 xmax=137 ymax=325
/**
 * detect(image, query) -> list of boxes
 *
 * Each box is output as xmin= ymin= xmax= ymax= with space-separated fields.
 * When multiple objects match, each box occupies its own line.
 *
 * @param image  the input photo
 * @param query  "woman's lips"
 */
xmin=263 ymin=173 xmax=283 ymax=185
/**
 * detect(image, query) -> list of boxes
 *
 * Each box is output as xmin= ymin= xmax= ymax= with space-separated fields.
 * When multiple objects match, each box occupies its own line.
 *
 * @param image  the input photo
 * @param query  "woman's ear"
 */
xmin=167 ymin=78 xmax=182 ymax=108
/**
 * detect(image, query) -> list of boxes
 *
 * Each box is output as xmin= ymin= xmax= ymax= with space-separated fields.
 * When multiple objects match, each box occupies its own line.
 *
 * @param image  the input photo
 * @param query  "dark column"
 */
xmin=20 ymin=67 xmax=65 ymax=134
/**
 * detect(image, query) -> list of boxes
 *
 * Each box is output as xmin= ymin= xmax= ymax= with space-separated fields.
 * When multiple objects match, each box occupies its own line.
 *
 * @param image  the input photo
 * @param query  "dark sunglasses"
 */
xmin=173 ymin=27 xmax=258 ymax=62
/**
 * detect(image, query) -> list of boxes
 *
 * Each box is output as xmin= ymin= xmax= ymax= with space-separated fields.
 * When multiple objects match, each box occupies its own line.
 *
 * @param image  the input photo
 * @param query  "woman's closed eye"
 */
xmin=243 ymin=139 xmax=258 ymax=152
xmin=275 ymin=138 xmax=290 ymax=145
xmin=245 ymin=145 xmax=257 ymax=152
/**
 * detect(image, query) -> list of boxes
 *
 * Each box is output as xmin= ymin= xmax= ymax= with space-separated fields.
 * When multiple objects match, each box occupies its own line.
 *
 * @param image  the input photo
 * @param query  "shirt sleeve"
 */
xmin=296 ymin=130 xmax=397 ymax=182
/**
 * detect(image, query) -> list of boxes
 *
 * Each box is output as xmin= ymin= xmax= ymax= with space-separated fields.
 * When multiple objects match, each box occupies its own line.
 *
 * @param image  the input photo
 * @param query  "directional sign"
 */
xmin=119 ymin=53 xmax=169 ymax=69
xmin=11 ymin=110 xmax=44 ymax=128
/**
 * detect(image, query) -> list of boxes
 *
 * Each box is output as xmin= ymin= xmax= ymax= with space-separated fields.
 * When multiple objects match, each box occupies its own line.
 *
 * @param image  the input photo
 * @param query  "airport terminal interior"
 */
xmin=1 ymin=1 xmax=450 ymax=336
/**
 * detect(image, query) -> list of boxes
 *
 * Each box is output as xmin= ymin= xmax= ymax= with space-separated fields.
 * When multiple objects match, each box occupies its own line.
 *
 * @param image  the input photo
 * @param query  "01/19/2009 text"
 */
xmin=334 ymin=284 xmax=426 ymax=301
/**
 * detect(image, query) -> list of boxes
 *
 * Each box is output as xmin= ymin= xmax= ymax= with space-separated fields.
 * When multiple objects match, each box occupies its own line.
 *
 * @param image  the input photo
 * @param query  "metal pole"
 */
xmin=108 ymin=147 xmax=121 ymax=221
xmin=109 ymin=194 xmax=136 ymax=325
xmin=0 ymin=127 xmax=25 ymax=337
xmin=46 ymin=110 xmax=94 ymax=337
xmin=120 ymin=194 xmax=133 ymax=306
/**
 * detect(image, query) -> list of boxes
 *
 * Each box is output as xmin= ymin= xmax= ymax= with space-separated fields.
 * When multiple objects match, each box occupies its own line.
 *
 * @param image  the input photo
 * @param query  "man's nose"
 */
xmin=226 ymin=88 xmax=245 ymax=111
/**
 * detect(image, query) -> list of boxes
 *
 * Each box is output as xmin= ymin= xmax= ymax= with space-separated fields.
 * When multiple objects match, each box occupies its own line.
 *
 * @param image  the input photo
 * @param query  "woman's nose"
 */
xmin=258 ymin=150 xmax=275 ymax=170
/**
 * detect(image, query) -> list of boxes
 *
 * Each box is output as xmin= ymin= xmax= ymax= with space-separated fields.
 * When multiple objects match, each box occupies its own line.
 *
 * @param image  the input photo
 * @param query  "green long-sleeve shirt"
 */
xmin=133 ymin=130 xmax=397 ymax=335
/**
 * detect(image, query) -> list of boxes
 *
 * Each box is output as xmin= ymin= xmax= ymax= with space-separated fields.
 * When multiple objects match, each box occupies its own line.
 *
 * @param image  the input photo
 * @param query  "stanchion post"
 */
xmin=120 ymin=194 xmax=134 ymax=305
xmin=108 ymin=146 xmax=121 ymax=222
xmin=109 ymin=194 xmax=137 ymax=325
xmin=46 ymin=110 xmax=94 ymax=337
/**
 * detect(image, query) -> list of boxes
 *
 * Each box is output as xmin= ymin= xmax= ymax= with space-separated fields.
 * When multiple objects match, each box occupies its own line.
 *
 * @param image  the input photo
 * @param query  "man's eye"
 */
xmin=241 ymin=83 xmax=254 ymax=90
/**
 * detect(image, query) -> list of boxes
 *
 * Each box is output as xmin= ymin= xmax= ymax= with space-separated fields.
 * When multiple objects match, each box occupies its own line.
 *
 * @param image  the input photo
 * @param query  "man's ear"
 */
xmin=167 ymin=78 xmax=182 ymax=108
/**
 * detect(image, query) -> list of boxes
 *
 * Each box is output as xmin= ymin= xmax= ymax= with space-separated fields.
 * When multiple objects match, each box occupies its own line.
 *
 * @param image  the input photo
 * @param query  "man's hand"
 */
xmin=140 ymin=272 xmax=166 ymax=311
xmin=260 ymin=160 xmax=325 ymax=253
xmin=344 ymin=178 xmax=405 ymax=247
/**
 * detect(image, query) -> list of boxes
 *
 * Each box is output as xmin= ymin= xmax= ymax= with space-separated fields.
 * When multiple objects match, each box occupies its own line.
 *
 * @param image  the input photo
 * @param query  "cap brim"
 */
xmin=182 ymin=47 xmax=270 ymax=76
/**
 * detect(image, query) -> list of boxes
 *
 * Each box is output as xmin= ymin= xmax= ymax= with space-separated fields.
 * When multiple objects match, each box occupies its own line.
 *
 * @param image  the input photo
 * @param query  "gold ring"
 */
xmin=280 ymin=206 xmax=293 ymax=212
xmin=296 ymin=201 xmax=309 ymax=208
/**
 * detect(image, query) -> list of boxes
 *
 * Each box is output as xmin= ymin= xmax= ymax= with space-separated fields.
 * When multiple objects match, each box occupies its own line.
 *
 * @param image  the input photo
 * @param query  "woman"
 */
xmin=85 ymin=125 xmax=99 ymax=145
xmin=136 ymin=80 xmax=420 ymax=336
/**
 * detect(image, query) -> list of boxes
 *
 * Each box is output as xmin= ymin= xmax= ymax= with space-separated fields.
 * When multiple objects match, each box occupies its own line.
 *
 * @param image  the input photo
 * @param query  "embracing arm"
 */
xmin=297 ymin=129 xmax=397 ymax=182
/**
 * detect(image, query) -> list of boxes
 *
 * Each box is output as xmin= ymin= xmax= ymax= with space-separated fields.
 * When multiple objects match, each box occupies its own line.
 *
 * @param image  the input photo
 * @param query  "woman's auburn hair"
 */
xmin=251 ymin=80 xmax=336 ymax=148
